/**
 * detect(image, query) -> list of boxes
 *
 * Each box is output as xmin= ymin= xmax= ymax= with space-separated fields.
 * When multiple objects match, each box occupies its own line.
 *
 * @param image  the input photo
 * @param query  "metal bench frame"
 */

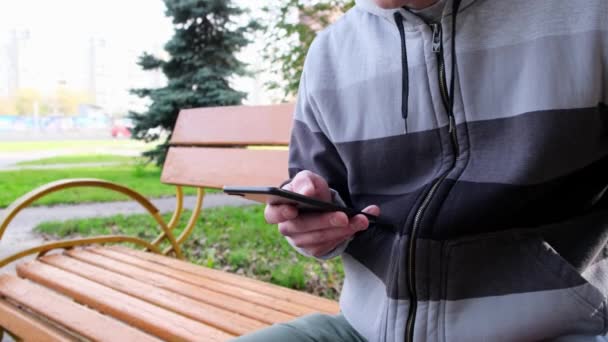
xmin=1 ymin=180 xmax=204 ymax=267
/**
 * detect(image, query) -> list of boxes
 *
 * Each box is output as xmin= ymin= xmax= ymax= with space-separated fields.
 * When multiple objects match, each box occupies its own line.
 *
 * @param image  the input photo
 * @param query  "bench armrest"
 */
xmin=0 ymin=178 xmax=204 ymax=265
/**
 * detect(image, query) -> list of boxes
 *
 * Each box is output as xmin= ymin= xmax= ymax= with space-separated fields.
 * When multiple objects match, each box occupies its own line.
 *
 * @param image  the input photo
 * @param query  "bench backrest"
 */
xmin=161 ymin=104 xmax=294 ymax=189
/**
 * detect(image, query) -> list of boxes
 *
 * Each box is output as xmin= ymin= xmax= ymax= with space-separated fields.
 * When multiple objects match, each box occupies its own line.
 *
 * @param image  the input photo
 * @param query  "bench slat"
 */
xmin=161 ymin=147 xmax=288 ymax=188
xmin=0 ymin=275 xmax=159 ymax=342
xmin=40 ymin=253 xmax=265 ymax=336
xmin=170 ymin=104 xmax=294 ymax=146
xmin=66 ymin=248 xmax=294 ymax=324
xmin=89 ymin=247 xmax=316 ymax=317
xmin=111 ymin=245 xmax=340 ymax=313
xmin=0 ymin=298 xmax=73 ymax=342
xmin=16 ymin=261 xmax=232 ymax=342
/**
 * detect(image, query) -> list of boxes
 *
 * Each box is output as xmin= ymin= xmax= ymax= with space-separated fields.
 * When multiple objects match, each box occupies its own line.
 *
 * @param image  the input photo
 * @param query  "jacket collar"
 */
xmin=355 ymin=0 xmax=476 ymax=26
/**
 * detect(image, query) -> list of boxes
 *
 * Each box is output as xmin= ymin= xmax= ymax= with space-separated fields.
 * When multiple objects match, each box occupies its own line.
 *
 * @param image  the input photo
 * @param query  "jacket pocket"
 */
xmin=440 ymin=230 xmax=607 ymax=342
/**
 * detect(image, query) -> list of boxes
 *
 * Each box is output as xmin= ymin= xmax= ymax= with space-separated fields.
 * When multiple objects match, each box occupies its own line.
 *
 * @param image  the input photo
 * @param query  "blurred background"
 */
xmin=0 ymin=0 xmax=355 ymax=307
xmin=0 ymin=0 xmax=353 ymax=161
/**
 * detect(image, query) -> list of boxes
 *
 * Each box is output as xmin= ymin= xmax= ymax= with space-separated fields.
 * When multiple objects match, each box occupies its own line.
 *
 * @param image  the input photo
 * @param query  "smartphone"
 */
xmin=223 ymin=186 xmax=380 ymax=223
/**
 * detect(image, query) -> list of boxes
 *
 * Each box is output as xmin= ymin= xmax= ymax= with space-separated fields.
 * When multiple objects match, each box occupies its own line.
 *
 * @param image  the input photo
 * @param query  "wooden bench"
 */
xmin=0 ymin=104 xmax=339 ymax=341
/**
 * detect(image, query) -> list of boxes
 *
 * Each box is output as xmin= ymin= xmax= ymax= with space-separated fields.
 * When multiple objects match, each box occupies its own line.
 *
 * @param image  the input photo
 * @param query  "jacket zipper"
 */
xmin=404 ymin=22 xmax=460 ymax=342
xmin=432 ymin=23 xmax=459 ymax=156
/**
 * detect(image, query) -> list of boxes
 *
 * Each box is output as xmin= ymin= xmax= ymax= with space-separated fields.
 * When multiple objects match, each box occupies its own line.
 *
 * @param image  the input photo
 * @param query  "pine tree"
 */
xmin=130 ymin=0 xmax=257 ymax=165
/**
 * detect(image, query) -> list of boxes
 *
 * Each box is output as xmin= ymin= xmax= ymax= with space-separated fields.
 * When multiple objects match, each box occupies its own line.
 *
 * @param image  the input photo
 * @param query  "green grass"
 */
xmin=35 ymin=206 xmax=344 ymax=299
xmin=16 ymin=154 xmax=135 ymax=166
xmin=0 ymin=140 xmax=153 ymax=153
xmin=0 ymin=164 xmax=200 ymax=208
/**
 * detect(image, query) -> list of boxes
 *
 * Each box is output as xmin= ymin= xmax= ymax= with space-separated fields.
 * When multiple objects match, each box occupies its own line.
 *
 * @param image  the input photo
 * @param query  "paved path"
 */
xmin=0 ymin=194 xmax=255 ymax=274
xmin=0 ymin=161 xmax=133 ymax=171
xmin=0 ymin=150 xmax=71 ymax=169
xmin=0 ymin=148 xmax=141 ymax=169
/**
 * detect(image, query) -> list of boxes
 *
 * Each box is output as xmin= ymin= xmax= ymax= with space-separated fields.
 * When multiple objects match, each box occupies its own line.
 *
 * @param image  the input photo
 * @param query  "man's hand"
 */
xmin=264 ymin=170 xmax=380 ymax=257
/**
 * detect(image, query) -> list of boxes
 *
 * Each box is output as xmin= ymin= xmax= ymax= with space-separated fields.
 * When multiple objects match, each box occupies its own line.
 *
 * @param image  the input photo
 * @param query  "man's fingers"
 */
xmin=288 ymin=226 xmax=354 ymax=249
xmin=275 ymin=201 xmax=383 ymax=258
xmin=285 ymin=236 xmax=339 ymax=257
xmin=277 ymin=204 xmax=381 ymax=235
xmin=292 ymin=175 xmax=316 ymax=197
xmin=278 ymin=211 xmax=349 ymax=236
xmin=290 ymin=171 xmax=331 ymax=201
xmin=348 ymin=214 xmax=368 ymax=232
xmin=307 ymin=240 xmax=343 ymax=258
xmin=347 ymin=205 xmax=381 ymax=232
xmin=264 ymin=204 xmax=298 ymax=224
xmin=362 ymin=205 xmax=381 ymax=216
xmin=306 ymin=173 xmax=331 ymax=201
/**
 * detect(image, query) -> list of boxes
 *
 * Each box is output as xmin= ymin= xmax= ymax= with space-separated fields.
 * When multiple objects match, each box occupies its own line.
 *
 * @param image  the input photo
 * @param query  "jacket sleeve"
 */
xmin=285 ymin=64 xmax=353 ymax=260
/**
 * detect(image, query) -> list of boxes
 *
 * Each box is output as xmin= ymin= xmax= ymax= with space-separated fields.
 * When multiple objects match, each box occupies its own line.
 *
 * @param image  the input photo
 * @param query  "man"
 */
xmin=238 ymin=0 xmax=608 ymax=341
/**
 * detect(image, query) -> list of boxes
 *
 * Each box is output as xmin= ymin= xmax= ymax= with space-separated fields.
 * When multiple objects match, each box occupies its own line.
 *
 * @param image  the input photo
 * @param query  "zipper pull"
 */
xmin=431 ymin=23 xmax=442 ymax=53
xmin=448 ymin=114 xmax=456 ymax=133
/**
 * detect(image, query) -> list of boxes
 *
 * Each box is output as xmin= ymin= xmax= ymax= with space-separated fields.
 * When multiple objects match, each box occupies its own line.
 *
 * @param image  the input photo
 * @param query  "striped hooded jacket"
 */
xmin=287 ymin=0 xmax=608 ymax=341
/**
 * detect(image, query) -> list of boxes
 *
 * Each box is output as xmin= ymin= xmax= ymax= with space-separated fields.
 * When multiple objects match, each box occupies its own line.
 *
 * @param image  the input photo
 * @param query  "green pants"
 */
xmin=232 ymin=313 xmax=367 ymax=342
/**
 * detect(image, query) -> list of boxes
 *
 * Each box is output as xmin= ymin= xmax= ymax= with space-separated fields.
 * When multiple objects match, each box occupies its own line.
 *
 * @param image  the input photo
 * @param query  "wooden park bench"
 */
xmin=0 ymin=103 xmax=339 ymax=341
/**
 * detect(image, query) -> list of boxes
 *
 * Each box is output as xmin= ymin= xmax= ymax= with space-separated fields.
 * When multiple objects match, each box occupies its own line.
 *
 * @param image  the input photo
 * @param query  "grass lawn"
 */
xmin=0 ymin=139 xmax=153 ymax=153
xmin=35 ymin=205 xmax=344 ymax=299
xmin=0 ymin=164 xmax=200 ymax=208
xmin=16 ymin=154 xmax=135 ymax=166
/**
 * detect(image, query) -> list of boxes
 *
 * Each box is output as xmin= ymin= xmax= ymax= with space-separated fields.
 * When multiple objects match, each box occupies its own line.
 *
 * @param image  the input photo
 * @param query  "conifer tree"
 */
xmin=130 ymin=0 xmax=256 ymax=165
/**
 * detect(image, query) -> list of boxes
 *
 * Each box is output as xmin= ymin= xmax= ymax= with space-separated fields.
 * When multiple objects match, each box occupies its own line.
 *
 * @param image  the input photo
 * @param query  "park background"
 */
xmin=0 ymin=0 xmax=355 ymax=304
